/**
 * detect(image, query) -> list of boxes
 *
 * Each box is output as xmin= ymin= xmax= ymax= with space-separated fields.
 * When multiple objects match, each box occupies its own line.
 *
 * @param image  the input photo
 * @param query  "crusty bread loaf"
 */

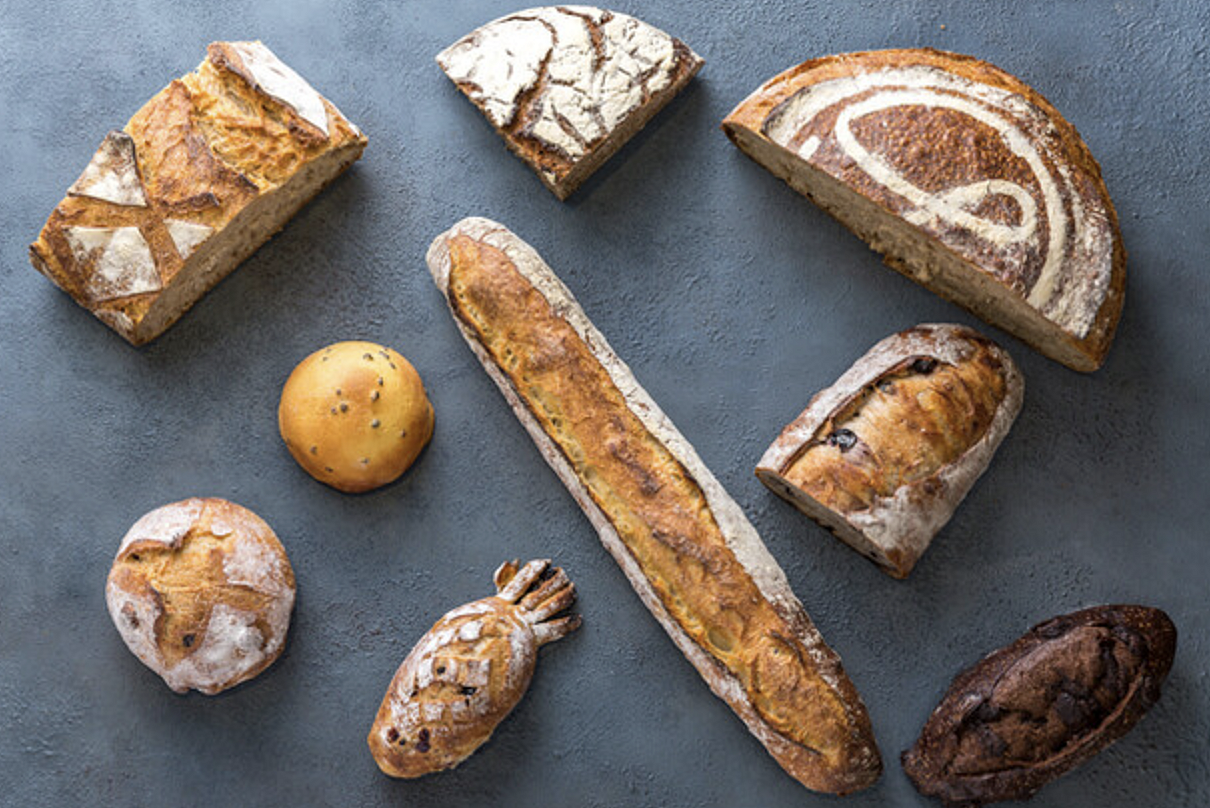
xmin=437 ymin=7 xmax=702 ymax=199
xmin=369 ymin=559 xmax=580 ymax=778
xmin=756 ymin=324 xmax=1023 ymax=579
xmin=105 ymin=498 xmax=296 ymax=695
xmin=427 ymin=217 xmax=881 ymax=794
xmin=722 ymin=49 xmax=1125 ymax=372
xmin=903 ymin=605 xmax=1176 ymax=806
xmin=30 ymin=41 xmax=367 ymax=345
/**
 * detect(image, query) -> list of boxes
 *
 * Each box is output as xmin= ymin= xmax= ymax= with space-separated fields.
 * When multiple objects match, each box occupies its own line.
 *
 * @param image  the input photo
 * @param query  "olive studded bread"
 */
xmin=30 ymin=41 xmax=367 ymax=345
xmin=427 ymin=217 xmax=881 ymax=794
xmin=756 ymin=324 xmax=1023 ymax=579
xmin=437 ymin=7 xmax=703 ymax=199
xmin=723 ymin=49 xmax=1125 ymax=372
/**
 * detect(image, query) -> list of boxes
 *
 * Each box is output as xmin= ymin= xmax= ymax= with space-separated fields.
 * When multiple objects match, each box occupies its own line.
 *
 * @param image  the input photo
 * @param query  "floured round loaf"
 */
xmin=437 ymin=6 xmax=703 ymax=200
xmin=756 ymin=324 xmax=1023 ymax=579
xmin=105 ymin=498 xmax=296 ymax=695
xmin=29 ymin=41 xmax=367 ymax=345
xmin=723 ymin=49 xmax=1125 ymax=372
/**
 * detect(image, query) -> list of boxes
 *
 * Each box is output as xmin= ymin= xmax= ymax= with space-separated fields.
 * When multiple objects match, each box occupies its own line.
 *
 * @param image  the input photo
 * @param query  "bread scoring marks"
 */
xmin=68 ymin=131 xmax=147 ymax=207
xmin=117 ymin=498 xmax=205 ymax=555
xmin=165 ymin=219 xmax=214 ymax=259
xmin=763 ymin=66 xmax=1112 ymax=337
xmin=223 ymin=41 xmax=332 ymax=136
xmin=437 ymin=7 xmax=682 ymax=160
xmin=63 ymin=226 xmax=161 ymax=303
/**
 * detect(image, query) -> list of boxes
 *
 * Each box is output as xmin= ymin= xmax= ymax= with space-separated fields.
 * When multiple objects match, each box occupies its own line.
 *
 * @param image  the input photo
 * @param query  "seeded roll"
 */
xmin=278 ymin=341 xmax=434 ymax=493
xmin=757 ymin=324 xmax=1023 ymax=578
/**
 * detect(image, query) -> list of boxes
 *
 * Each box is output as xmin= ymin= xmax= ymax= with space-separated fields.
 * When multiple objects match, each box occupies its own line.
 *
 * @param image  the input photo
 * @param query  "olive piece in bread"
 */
xmin=278 ymin=341 xmax=434 ymax=493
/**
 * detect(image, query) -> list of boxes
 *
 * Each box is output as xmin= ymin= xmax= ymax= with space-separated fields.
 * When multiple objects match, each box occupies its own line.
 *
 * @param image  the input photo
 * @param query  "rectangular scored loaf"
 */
xmin=756 ymin=324 xmax=1024 ymax=579
xmin=427 ymin=217 xmax=881 ymax=795
xmin=29 ymin=41 xmax=367 ymax=345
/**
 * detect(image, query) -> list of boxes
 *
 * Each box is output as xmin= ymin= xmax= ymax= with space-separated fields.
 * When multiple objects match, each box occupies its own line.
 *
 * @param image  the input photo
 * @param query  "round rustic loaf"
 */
xmin=278 ymin=341 xmax=434 ymax=493
xmin=105 ymin=498 xmax=296 ymax=695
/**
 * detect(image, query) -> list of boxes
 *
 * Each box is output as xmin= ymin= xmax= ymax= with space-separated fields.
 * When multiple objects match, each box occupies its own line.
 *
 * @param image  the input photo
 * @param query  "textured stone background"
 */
xmin=2 ymin=1 xmax=1207 ymax=806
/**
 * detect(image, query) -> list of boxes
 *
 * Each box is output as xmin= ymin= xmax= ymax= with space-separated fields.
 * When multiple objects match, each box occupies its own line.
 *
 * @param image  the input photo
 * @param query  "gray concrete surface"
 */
xmin=2 ymin=1 xmax=1207 ymax=805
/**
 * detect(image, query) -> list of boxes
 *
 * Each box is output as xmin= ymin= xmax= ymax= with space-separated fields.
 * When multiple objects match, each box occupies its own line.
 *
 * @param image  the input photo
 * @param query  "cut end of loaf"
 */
xmin=722 ymin=49 xmax=1125 ymax=372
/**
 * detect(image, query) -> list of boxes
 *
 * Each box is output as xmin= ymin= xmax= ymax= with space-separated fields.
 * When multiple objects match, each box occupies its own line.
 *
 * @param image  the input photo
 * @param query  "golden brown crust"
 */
xmin=722 ymin=48 xmax=1125 ymax=371
xmin=784 ymin=344 xmax=1008 ymax=514
xmin=278 ymin=341 xmax=435 ymax=493
xmin=757 ymin=324 xmax=1023 ymax=579
xmin=432 ymin=221 xmax=881 ymax=794
xmin=29 ymin=41 xmax=367 ymax=344
xmin=369 ymin=560 xmax=580 ymax=778
xmin=105 ymin=498 xmax=296 ymax=695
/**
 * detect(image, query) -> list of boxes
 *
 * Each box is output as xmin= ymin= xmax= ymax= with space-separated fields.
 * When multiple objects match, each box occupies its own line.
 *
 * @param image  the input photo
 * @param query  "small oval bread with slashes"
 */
xmin=756 ymin=324 xmax=1023 ymax=578
xmin=902 ymin=604 xmax=1177 ymax=806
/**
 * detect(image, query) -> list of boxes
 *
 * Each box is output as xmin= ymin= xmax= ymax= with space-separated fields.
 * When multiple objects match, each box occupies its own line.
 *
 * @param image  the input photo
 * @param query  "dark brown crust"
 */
xmin=721 ymin=48 xmax=1126 ymax=372
xmin=902 ymin=605 xmax=1176 ymax=806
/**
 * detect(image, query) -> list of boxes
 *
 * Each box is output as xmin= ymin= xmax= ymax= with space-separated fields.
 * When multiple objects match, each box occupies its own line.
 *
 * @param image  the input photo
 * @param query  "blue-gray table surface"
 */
xmin=2 ymin=1 xmax=1207 ymax=805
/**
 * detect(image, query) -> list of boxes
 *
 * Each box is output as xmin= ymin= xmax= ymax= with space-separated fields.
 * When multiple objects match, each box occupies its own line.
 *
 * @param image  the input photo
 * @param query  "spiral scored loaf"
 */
xmin=29 ymin=41 xmax=366 ymax=344
xmin=427 ymin=217 xmax=881 ymax=794
xmin=723 ymin=48 xmax=1125 ymax=371
xmin=105 ymin=498 xmax=296 ymax=695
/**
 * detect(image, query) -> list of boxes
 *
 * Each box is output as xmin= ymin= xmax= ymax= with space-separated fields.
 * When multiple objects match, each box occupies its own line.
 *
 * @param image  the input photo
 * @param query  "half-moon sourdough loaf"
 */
xmin=427 ymin=217 xmax=881 ymax=794
xmin=756 ymin=324 xmax=1023 ymax=579
xmin=437 ymin=7 xmax=703 ymax=200
xmin=29 ymin=41 xmax=367 ymax=345
xmin=105 ymin=498 xmax=296 ymax=695
xmin=369 ymin=559 xmax=580 ymax=778
xmin=903 ymin=605 xmax=1176 ymax=806
xmin=722 ymin=49 xmax=1125 ymax=372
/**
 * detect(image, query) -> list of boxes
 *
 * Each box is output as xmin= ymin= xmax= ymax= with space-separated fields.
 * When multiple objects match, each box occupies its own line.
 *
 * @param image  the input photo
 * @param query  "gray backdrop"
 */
xmin=2 ymin=1 xmax=1207 ymax=806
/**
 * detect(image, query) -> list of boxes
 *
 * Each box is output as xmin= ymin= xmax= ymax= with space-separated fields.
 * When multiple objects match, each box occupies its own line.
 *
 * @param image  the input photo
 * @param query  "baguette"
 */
xmin=722 ymin=49 xmax=1125 ymax=372
xmin=756 ymin=324 xmax=1023 ymax=578
xmin=30 ymin=41 xmax=366 ymax=345
xmin=426 ymin=217 xmax=881 ymax=794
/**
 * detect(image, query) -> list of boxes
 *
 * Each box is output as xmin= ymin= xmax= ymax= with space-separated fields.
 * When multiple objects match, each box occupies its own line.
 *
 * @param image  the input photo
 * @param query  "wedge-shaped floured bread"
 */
xmin=723 ymin=49 xmax=1125 ymax=372
xmin=30 ymin=41 xmax=367 ymax=345
xmin=437 ymin=6 xmax=703 ymax=199
xmin=757 ymin=324 xmax=1023 ymax=579
xmin=427 ymin=217 xmax=881 ymax=794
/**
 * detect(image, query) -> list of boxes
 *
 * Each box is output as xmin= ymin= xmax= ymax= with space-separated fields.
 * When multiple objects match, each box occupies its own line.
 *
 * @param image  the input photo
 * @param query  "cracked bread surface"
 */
xmin=29 ymin=41 xmax=366 ymax=345
xmin=437 ymin=6 xmax=702 ymax=199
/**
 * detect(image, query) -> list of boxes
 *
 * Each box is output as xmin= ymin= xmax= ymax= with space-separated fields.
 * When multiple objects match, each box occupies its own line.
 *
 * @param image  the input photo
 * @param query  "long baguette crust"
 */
xmin=722 ymin=49 xmax=1125 ymax=372
xmin=757 ymin=324 xmax=1023 ymax=578
xmin=427 ymin=217 xmax=881 ymax=794
xmin=30 ymin=41 xmax=367 ymax=345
